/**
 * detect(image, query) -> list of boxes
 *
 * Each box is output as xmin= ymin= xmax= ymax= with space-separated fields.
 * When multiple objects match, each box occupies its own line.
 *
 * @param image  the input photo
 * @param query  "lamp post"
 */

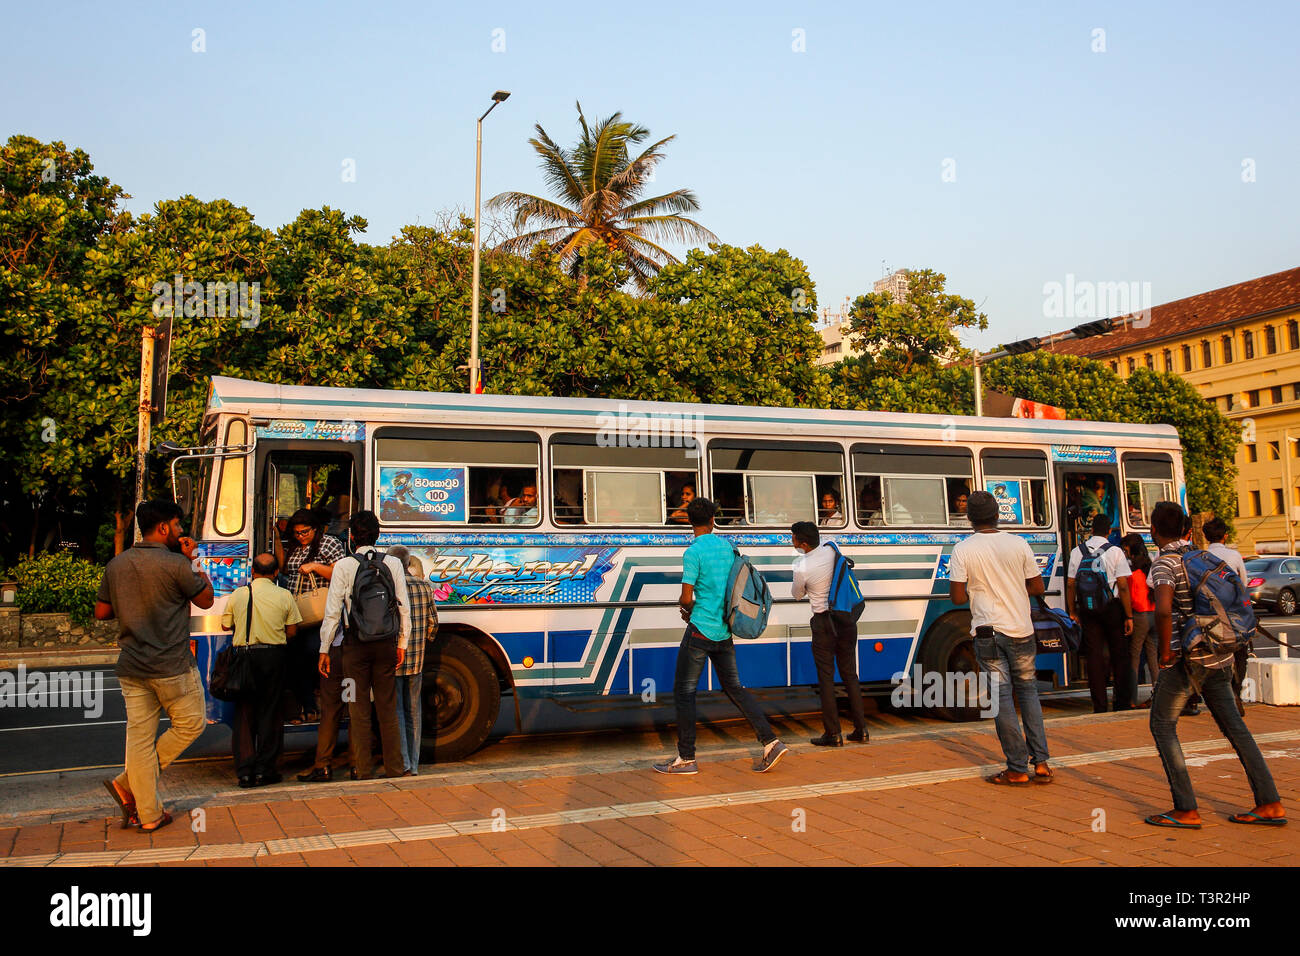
xmin=970 ymin=318 xmax=1120 ymax=416
xmin=470 ymin=90 xmax=511 ymax=395
xmin=1284 ymin=431 xmax=1297 ymax=556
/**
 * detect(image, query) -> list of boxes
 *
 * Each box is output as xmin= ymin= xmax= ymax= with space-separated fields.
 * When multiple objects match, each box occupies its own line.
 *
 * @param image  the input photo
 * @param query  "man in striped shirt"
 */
xmin=388 ymin=546 xmax=437 ymax=776
xmin=1145 ymin=501 xmax=1285 ymax=829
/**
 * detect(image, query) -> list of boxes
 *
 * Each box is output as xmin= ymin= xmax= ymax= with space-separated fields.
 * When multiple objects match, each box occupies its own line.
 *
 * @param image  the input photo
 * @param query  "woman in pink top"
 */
xmin=1121 ymin=534 xmax=1158 ymax=708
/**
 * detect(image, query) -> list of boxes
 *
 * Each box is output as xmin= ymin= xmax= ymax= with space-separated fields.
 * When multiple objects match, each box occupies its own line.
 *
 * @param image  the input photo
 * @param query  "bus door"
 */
xmin=254 ymin=440 xmax=364 ymax=557
xmin=1054 ymin=463 xmax=1122 ymax=684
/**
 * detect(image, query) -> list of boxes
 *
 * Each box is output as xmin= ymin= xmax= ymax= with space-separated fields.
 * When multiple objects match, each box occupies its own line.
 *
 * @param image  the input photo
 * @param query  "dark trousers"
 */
xmin=1150 ymin=662 xmax=1279 ymax=811
xmin=312 ymin=643 xmax=346 ymax=770
xmin=810 ymin=611 xmax=866 ymax=736
xmin=673 ymin=625 xmax=776 ymax=761
xmin=1081 ymin=603 xmax=1131 ymax=712
xmin=286 ymin=623 xmax=321 ymax=715
xmin=232 ymin=645 xmax=287 ymax=778
xmin=341 ymin=638 xmax=404 ymax=778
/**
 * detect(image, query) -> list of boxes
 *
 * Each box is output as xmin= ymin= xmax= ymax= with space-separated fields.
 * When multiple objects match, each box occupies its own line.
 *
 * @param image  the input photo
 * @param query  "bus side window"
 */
xmin=981 ymin=450 xmax=1050 ymax=528
xmin=550 ymin=433 xmax=699 ymax=527
xmin=851 ymin=443 xmax=973 ymax=529
xmin=1122 ymin=454 xmax=1175 ymax=528
xmin=709 ymin=440 xmax=844 ymax=529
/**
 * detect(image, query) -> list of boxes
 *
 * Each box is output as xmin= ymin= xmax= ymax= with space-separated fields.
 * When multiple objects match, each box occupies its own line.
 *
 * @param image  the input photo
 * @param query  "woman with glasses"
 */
xmin=274 ymin=509 xmax=345 ymax=724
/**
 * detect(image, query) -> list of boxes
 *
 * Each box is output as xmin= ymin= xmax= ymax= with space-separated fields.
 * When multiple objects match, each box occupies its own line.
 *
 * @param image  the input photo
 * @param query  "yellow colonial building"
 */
xmin=1046 ymin=266 xmax=1300 ymax=556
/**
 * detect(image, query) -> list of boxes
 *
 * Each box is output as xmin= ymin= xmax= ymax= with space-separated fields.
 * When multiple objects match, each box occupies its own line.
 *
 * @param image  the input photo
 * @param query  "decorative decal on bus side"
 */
xmin=1050 ymin=444 xmax=1117 ymax=465
xmin=417 ymin=546 xmax=619 ymax=605
xmin=191 ymin=541 xmax=251 ymax=597
xmin=255 ymin=419 xmax=365 ymax=442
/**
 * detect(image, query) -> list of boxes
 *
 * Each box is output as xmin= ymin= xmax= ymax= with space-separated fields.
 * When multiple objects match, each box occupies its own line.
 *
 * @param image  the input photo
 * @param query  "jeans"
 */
xmin=341 ymin=638 xmax=404 ymax=779
xmin=674 ymin=626 xmax=776 ymax=761
xmin=1126 ymin=611 xmax=1158 ymax=704
xmin=1149 ymin=661 xmax=1280 ymax=811
xmin=1081 ymin=603 xmax=1131 ymax=711
xmin=115 ymin=666 xmax=207 ymax=826
xmin=974 ymin=631 xmax=1049 ymax=775
xmin=810 ymin=611 xmax=866 ymax=736
xmin=394 ymin=673 xmax=424 ymax=775
xmin=231 ymin=645 xmax=287 ymax=778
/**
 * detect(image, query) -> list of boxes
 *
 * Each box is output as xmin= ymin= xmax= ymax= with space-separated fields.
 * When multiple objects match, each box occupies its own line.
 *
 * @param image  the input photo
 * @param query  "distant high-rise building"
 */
xmin=873 ymin=269 xmax=910 ymax=303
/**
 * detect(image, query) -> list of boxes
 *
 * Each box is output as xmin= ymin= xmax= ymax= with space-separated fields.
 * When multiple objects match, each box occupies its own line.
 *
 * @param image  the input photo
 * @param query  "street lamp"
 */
xmin=470 ymin=89 xmax=511 ymax=395
xmin=1284 ymin=432 xmax=1298 ymax=556
xmin=971 ymin=319 xmax=1118 ymax=416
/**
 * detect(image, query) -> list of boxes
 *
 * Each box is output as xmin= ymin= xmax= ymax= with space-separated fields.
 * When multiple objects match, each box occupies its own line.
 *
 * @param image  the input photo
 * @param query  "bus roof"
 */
xmin=207 ymin=376 xmax=1182 ymax=450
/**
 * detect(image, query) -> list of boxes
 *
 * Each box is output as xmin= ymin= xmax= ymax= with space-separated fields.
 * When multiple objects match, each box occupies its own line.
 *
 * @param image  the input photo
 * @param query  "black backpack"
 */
xmin=1074 ymin=539 xmax=1115 ymax=614
xmin=345 ymin=550 xmax=401 ymax=643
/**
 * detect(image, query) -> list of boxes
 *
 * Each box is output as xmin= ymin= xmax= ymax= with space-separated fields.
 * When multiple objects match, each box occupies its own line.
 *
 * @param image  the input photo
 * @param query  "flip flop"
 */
xmin=138 ymin=810 xmax=173 ymax=834
xmin=1145 ymin=812 xmax=1201 ymax=829
xmin=103 ymin=780 xmax=138 ymax=830
xmin=986 ymin=770 xmax=1031 ymax=786
xmin=1033 ymin=767 xmax=1054 ymax=784
xmin=1229 ymin=812 xmax=1287 ymax=826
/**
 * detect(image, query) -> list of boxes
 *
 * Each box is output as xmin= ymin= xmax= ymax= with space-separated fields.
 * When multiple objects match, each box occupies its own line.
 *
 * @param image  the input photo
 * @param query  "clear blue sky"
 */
xmin=8 ymin=0 xmax=1298 ymax=350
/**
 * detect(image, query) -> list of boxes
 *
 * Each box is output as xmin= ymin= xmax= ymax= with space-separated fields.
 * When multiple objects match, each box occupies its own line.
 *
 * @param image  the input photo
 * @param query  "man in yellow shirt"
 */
xmin=221 ymin=553 xmax=302 ymax=787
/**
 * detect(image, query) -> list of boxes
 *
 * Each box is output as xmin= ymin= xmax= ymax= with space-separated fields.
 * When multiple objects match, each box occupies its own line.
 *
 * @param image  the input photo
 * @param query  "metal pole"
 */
xmin=973 ymin=354 xmax=983 ymax=417
xmin=133 ymin=325 xmax=155 ymax=542
xmin=470 ymin=114 xmax=483 ymax=395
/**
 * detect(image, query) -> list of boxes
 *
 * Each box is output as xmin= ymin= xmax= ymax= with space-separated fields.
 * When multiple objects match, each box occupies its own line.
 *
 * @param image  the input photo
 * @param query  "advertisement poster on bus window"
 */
xmin=378 ymin=464 xmax=466 ymax=522
xmin=986 ymin=480 xmax=1023 ymax=524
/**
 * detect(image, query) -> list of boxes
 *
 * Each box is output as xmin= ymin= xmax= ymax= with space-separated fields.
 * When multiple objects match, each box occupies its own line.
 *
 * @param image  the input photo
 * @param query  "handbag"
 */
xmin=1031 ymin=596 xmax=1081 ymax=655
xmin=210 ymin=585 xmax=256 ymax=701
xmin=293 ymin=567 xmax=329 ymax=626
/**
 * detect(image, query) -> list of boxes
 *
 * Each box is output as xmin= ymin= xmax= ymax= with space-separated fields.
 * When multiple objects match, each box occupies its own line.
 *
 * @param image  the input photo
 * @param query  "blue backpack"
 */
xmin=1177 ymin=548 xmax=1255 ymax=672
xmin=1031 ymin=596 xmax=1082 ymax=653
xmin=825 ymin=541 xmax=866 ymax=627
xmin=1074 ymin=539 xmax=1115 ymax=614
xmin=724 ymin=541 xmax=773 ymax=640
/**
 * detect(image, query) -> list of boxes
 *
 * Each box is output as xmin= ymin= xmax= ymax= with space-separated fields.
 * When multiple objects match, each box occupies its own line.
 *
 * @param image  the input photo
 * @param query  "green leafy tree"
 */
xmin=487 ymin=103 xmax=717 ymax=290
xmin=847 ymin=268 xmax=987 ymax=375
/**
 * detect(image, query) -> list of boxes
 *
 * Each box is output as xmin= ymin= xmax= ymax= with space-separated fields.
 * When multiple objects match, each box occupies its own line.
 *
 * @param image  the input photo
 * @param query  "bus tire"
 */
xmin=919 ymin=615 xmax=982 ymax=722
xmin=421 ymin=635 xmax=501 ymax=763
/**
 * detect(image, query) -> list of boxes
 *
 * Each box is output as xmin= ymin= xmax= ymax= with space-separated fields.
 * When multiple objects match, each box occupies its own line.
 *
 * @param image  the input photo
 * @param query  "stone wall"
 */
xmin=0 ymin=610 xmax=120 ymax=649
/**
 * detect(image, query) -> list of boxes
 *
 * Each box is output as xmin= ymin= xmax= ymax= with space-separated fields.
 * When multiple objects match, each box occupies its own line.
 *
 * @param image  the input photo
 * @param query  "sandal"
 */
xmin=138 ymin=810 xmax=174 ymax=834
xmin=1144 ymin=812 xmax=1201 ymax=829
xmin=1033 ymin=766 xmax=1054 ymax=784
xmin=986 ymin=770 xmax=1031 ymax=786
xmin=103 ymin=780 xmax=138 ymax=830
xmin=1229 ymin=811 xmax=1287 ymax=826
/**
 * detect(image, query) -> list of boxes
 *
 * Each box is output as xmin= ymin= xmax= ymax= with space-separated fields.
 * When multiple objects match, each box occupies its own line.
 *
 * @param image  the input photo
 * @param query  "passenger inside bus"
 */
xmin=667 ymin=482 xmax=696 ymax=524
xmin=818 ymin=487 xmax=843 ymax=527
xmin=857 ymin=477 xmax=884 ymax=526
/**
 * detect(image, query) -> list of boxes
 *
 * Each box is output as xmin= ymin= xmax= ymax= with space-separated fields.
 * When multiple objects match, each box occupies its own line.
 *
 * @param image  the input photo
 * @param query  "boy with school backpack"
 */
xmin=654 ymin=497 xmax=788 ymax=775
xmin=1066 ymin=513 xmax=1135 ymax=712
xmin=317 ymin=510 xmax=413 ymax=780
xmin=1144 ymin=501 xmax=1285 ymax=829
xmin=790 ymin=521 xmax=868 ymax=746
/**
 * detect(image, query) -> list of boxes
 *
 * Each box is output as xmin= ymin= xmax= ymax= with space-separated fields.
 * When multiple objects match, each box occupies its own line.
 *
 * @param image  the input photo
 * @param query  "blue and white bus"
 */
xmin=168 ymin=376 xmax=1184 ymax=760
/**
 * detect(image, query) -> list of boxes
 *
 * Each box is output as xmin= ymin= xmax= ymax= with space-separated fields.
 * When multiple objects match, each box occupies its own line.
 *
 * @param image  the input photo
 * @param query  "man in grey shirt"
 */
xmin=95 ymin=500 xmax=214 ymax=832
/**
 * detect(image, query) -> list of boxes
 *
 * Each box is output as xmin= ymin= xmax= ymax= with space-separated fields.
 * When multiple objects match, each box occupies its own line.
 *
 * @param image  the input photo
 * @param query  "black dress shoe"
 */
xmin=846 ymin=728 xmax=869 ymax=743
xmin=254 ymin=772 xmax=282 ymax=787
xmin=810 ymin=733 xmax=844 ymax=747
xmin=238 ymin=776 xmax=255 ymax=788
xmin=297 ymin=766 xmax=333 ymax=783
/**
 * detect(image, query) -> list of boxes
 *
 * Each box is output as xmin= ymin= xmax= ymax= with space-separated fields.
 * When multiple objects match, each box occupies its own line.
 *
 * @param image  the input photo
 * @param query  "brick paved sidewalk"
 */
xmin=3 ymin=706 xmax=1299 ymax=867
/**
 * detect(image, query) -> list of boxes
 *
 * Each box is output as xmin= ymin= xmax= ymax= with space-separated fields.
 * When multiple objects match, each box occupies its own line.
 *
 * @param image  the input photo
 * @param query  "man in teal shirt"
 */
xmin=654 ymin=497 xmax=788 ymax=774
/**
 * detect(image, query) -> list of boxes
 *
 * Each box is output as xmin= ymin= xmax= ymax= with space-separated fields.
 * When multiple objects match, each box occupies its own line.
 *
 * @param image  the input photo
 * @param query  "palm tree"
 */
xmin=487 ymin=103 xmax=717 ymax=290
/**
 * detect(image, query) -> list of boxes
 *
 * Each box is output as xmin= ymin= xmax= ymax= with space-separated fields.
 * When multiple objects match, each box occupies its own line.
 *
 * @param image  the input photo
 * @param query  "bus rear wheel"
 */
xmin=919 ymin=616 xmax=983 ymax=722
xmin=421 ymin=635 xmax=501 ymax=763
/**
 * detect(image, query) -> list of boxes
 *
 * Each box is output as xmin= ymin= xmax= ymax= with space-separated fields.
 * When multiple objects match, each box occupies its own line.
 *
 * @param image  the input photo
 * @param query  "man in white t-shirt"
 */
xmin=1066 ymin=514 xmax=1134 ymax=712
xmin=1202 ymin=517 xmax=1248 ymax=584
xmin=948 ymin=491 xmax=1052 ymax=786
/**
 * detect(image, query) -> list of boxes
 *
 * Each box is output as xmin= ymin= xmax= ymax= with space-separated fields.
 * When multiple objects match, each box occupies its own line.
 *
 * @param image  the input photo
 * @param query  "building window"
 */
xmin=1126 ymin=357 xmax=1136 ymax=374
xmin=1243 ymin=330 xmax=1255 ymax=360
xmin=1162 ymin=349 xmax=1173 ymax=372
xmin=1250 ymin=490 xmax=1262 ymax=516
xmin=1222 ymin=335 xmax=1233 ymax=363
xmin=1202 ymin=340 xmax=1213 ymax=367
xmin=1248 ymin=389 xmax=1261 ymax=409
xmin=1109 ymin=361 xmax=1118 ymax=373
xmin=1248 ymin=444 xmax=1258 ymax=462
xmin=1144 ymin=353 xmax=1154 ymax=370
xmin=1274 ymin=488 xmax=1285 ymax=516
xmin=1181 ymin=344 xmax=1192 ymax=370
xmin=1272 ymin=385 xmax=1284 ymax=404
xmin=1266 ymin=325 xmax=1278 ymax=354
xmin=1225 ymin=394 xmax=1235 ymax=411
xmin=1269 ymin=439 xmax=1280 ymax=460
xmin=1290 ymin=320 xmax=1299 ymax=350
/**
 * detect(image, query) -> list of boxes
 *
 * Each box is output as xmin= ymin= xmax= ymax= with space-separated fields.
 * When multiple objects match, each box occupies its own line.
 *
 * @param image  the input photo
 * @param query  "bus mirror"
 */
xmin=175 ymin=475 xmax=194 ymax=517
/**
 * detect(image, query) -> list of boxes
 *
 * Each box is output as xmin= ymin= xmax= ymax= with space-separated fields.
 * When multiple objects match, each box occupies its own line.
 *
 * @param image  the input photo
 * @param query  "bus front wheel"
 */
xmin=919 ymin=616 xmax=983 ymax=722
xmin=421 ymin=635 xmax=501 ymax=763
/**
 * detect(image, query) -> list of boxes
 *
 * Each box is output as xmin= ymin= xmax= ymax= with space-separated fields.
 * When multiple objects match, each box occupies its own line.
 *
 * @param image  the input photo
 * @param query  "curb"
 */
xmin=0 ymin=647 xmax=119 ymax=670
